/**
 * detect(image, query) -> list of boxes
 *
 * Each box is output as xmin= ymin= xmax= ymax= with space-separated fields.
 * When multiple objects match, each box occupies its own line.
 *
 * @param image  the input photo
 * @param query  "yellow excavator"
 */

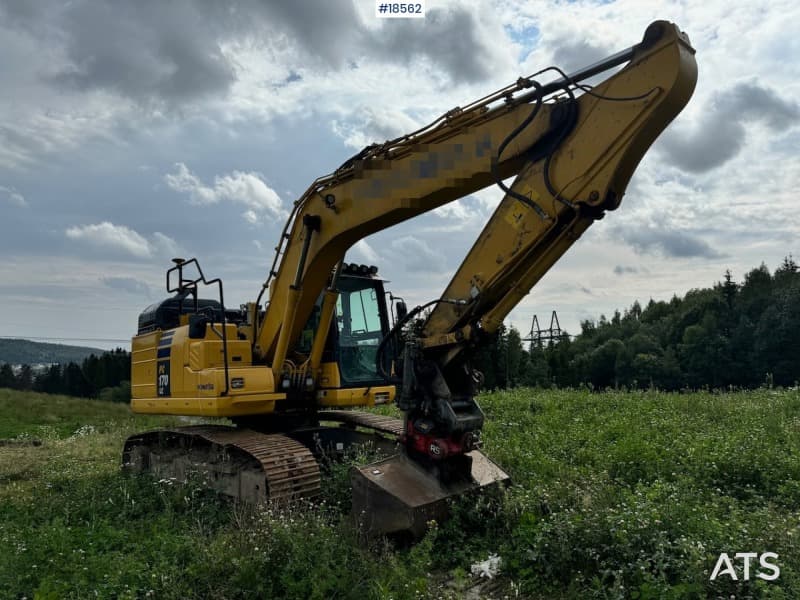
xmin=123 ymin=21 xmax=697 ymax=537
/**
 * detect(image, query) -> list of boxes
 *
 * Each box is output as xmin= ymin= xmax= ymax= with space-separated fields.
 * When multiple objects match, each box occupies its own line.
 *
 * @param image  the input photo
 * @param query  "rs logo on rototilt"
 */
xmin=710 ymin=552 xmax=779 ymax=581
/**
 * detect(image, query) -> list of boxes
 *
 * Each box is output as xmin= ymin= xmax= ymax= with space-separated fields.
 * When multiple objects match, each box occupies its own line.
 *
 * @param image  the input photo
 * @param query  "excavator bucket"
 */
xmin=350 ymin=450 xmax=510 ymax=538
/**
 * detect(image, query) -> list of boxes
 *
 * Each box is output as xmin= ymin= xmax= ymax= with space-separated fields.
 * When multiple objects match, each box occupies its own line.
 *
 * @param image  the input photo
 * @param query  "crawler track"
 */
xmin=320 ymin=410 xmax=404 ymax=437
xmin=123 ymin=426 xmax=320 ymax=503
xmin=122 ymin=411 xmax=404 ymax=504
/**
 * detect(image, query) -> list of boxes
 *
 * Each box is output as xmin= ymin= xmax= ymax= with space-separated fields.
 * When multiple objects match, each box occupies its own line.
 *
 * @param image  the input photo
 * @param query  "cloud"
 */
xmin=37 ymin=1 xmax=236 ymax=105
xmin=370 ymin=7 xmax=513 ymax=83
xmin=152 ymin=231 xmax=182 ymax=257
xmin=660 ymin=81 xmax=800 ymax=173
xmin=256 ymin=0 xmax=367 ymax=68
xmin=613 ymin=265 xmax=639 ymax=276
xmin=65 ymin=222 xmax=180 ymax=259
xmin=619 ymin=226 xmax=725 ymax=259
xmin=332 ymin=106 xmax=420 ymax=149
xmin=164 ymin=162 xmax=284 ymax=220
xmin=390 ymin=235 xmax=446 ymax=272
xmin=433 ymin=199 xmax=472 ymax=220
xmin=551 ymin=38 xmax=611 ymax=73
xmin=0 ymin=185 xmax=26 ymax=206
xmin=0 ymin=0 xmax=516 ymax=172
xmin=100 ymin=276 xmax=152 ymax=297
xmin=349 ymin=239 xmax=381 ymax=264
xmin=3 ymin=0 xmax=506 ymax=113
xmin=66 ymin=222 xmax=152 ymax=258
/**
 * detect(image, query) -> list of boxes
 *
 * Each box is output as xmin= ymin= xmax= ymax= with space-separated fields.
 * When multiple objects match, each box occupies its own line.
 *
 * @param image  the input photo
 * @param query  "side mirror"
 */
xmin=395 ymin=300 xmax=408 ymax=321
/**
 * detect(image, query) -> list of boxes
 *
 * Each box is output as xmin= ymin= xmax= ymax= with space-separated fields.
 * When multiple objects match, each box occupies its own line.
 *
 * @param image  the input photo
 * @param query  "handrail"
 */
xmin=166 ymin=258 xmax=230 ymax=396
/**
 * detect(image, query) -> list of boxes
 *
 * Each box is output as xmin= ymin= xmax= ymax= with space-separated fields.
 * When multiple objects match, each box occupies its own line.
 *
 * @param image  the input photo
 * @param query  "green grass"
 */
xmin=1 ymin=388 xmax=800 ymax=598
xmin=0 ymin=388 xmax=172 ymax=440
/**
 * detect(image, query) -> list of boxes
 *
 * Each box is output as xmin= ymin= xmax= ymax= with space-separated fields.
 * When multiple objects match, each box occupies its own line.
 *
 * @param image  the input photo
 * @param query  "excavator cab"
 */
xmin=298 ymin=263 xmax=392 ymax=388
xmin=334 ymin=272 xmax=388 ymax=384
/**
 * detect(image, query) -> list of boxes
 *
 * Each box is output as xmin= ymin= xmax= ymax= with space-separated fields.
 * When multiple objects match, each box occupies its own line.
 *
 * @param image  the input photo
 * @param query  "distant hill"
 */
xmin=0 ymin=339 xmax=107 ymax=365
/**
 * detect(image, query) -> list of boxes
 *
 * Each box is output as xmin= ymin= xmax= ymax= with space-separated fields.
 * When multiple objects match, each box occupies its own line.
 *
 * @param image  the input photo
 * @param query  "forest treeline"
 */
xmin=474 ymin=257 xmax=800 ymax=391
xmin=1 ymin=257 xmax=798 ymax=400
xmin=0 ymin=348 xmax=131 ymax=402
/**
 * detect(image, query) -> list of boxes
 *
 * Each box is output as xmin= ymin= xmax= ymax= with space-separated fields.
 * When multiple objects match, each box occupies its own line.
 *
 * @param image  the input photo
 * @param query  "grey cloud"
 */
xmin=613 ymin=265 xmax=638 ymax=275
xmin=621 ymin=227 xmax=724 ymax=259
xmin=50 ymin=1 xmax=236 ymax=103
xmin=256 ymin=0 xmax=367 ymax=68
xmin=552 ymin=39 xmax=611 ymax=74
xmin=1 ymin=0 xmax=503 ymax=110
xmin=732 ymin=83 xmax=800 ymax=128
xmin=0 ymin=2 xmax=54 ymax=35
xmin=265 ymin=3 xmax=509 ymax=82
xmin=101 ymin=276 xmax=152 ymax=297
xmin=371 ymin=7 xmax=507 ymax=82
xmin=660 ymin=81 xmax=800 ymax=173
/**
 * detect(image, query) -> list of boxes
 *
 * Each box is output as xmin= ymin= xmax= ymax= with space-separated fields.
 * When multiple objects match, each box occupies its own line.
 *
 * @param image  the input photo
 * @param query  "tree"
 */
xmin=0 ymin=363 xmax=15 ymax=389
xmin=588 ymin=338 xmax=624 ymax=388
xmin=720 ymin=269 xmax=738 ymax=308
xmin=627 ymin=300 xmax=642 ymax=321
xmin=738 ymin=263 xmax=772 ymax=319
xmin=63 ymin=362 xmax=92 ymax=398
xmin=775 ymin=255 xmax=798 ymax=278
xmin=506 ymin=259 xmax=800 ymax=390
xmin=753 ymin=281 xmax=800 ymax=386
xmin=35 ymin=364 xmax=64 ymax=394
xmin=505 ymin=326 xmax=524 ymax=387
xmin=521 ymin=346 xmax=551 ymax=387
xmin=16 ymin=365 xmax=34 ymax=390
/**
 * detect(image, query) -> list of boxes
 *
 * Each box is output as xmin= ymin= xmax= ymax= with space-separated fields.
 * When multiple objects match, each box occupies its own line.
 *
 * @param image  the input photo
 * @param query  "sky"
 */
xmin=1 ymin=0 xmax=798 ymax=350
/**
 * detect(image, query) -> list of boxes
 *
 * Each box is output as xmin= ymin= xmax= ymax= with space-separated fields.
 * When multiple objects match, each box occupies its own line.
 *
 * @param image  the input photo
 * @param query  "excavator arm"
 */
xmin=424 ymin=23 xmax=697 ymax=343
xmin=253 ymin=21 xmax=696 ymax=418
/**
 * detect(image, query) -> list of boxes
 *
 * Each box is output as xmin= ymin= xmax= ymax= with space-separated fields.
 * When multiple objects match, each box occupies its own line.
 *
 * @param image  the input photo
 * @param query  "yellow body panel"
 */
xmin=130 ymin=391 xmax=279 ymax=417
xmin=132 ymin=328 xmax=394 ymax=415
xmin=314 ymin=361 xmax=395 ymax=406
xmin=317 ymin=385 xmax=396 ymax=407
xmin=132 ymin=325 xmax=285 ymax=417
xmin=131 ymin=330 xmax=160 ymax=400
xmin=317 ymin=361 xmax=341 ymax=388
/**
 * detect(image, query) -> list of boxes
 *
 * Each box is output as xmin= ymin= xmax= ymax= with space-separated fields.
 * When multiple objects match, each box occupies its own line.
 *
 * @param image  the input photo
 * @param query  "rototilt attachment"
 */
xmin=350 ymin=449 xmax=510 ymax=538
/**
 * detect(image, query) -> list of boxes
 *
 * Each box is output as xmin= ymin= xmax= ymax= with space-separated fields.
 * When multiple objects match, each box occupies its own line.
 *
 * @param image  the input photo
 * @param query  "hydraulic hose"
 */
xmin=375 ymin=298 xmax=463 ymax=383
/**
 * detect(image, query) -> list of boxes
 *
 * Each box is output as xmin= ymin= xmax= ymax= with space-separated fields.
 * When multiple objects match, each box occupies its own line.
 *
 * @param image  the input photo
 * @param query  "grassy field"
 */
xmin=2 ymin=387 xmax=800 ymax=599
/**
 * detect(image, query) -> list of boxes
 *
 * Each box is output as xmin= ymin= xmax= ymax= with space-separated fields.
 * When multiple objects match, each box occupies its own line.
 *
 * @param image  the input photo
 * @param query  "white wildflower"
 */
xmin=471 ymin=553 xmax=502 ymax=579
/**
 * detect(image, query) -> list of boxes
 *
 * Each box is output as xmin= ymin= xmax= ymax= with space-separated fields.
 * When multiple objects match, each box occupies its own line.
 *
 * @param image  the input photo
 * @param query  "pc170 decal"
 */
xmin=156 ymin=330 xmax=173 ymax=397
